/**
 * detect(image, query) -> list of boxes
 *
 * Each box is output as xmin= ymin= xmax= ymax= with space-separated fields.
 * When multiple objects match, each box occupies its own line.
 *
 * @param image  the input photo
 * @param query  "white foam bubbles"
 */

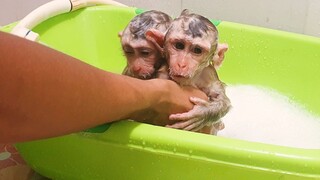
xmin=218 ymin=85 xmax=320 ymax=149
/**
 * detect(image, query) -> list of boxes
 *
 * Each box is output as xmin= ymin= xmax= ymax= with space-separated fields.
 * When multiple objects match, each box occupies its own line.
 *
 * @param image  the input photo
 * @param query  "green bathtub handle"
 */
xmin=211 ymin=19 xmax=222 ymax=26
xmin=83 ymin=123 xmax=111 ymax=133
xmin=135 ymin=8 xmax=145 ymax=15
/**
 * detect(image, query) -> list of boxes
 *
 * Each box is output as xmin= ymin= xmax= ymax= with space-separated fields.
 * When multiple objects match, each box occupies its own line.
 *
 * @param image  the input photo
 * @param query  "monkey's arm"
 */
xmin=0 ymin=31 xmax=206 ymax=143
xmin=167 ymin=67 xmax=231 ymax=132
xmin=167 ymin=82 xmax=231 ymax=132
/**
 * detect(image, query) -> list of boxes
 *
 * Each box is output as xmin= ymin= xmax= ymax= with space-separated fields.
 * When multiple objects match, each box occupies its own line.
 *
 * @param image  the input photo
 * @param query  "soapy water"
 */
xmin=217 ymin=85 xmax=320 ymax=149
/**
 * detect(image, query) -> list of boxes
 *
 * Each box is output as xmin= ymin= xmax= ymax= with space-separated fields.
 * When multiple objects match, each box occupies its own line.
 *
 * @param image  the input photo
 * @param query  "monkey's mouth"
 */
xmin=171 ymin=75 xmax=189 ymax=82
xmin=137 ymin=74 xmax=152 ymax=79
xmin=133 ymin=71 xmax=154 ymax=79
xmin=171 ymin=74 xmax=188 ymax=79
xmin=173 ymin=75 xmax=183 ymax=78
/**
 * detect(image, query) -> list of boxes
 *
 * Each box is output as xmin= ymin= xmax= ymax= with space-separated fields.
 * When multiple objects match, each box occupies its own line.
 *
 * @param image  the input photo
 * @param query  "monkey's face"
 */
xmin=163 ymin=12 xmax=219 ymax=85
xmin=165 ymin=34 xmax=212 ymax=84
xmin=121 ymin=37 xmax=162 ymax=79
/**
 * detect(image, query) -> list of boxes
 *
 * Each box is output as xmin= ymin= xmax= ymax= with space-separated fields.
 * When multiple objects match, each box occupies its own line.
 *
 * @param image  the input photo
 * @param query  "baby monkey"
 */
xmin=148 ymin=10 xmax=231 ymax=134
xmin=119 ymin=10 xmax=172 ymax=79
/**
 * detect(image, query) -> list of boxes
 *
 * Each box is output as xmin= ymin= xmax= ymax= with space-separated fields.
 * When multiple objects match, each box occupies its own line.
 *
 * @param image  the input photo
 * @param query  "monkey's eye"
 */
xmin=174 ymin=42 xmax=185 ymax=50
xmin=140 ymin=50 xmax=151 ymax=57
xmin=124 ymin=50 xmax=134 ymax=56
xmin=193 ymin=47 xmax=203 ymax=54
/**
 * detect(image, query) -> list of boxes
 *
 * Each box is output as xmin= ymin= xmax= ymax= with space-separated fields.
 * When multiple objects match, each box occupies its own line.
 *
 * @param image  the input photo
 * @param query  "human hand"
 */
xmin=129 ymin=79 xmax=207 ymax=126
xmin=166 ymin=97 xmax=213 ymax=131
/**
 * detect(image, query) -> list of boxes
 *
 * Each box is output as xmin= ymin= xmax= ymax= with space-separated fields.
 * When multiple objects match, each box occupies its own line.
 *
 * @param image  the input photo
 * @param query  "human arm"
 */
xmin=0 ymin=31 xmax=206 ymax=143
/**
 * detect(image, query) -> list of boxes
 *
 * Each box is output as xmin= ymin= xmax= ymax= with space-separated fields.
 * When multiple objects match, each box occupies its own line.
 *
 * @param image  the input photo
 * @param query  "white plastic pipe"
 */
xmin=11 ymin=0 xmax=127 ymax=41
xmin=71 ymin=0 xmax=127 ymax=11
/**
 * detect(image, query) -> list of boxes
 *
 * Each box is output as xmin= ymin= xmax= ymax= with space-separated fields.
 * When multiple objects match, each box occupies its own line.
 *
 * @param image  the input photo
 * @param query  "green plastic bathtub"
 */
xmin=2 ymin=5 xmax=320 ymax=180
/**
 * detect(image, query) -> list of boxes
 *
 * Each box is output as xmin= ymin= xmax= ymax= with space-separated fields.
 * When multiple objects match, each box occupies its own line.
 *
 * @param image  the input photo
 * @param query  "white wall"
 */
xmin=1 ymin=0 xmax=320 ymax=37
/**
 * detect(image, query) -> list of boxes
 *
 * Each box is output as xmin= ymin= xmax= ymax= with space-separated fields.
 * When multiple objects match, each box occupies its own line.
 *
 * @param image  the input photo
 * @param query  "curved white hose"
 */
xmin=71 ymin=0 xmax=127 ymax=11
xmin=11 ymin=0 xmax=127 ymax=41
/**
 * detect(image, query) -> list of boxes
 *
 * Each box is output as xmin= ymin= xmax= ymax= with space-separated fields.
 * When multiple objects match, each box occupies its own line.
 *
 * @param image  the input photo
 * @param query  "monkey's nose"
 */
xmin=132 ymin=66 xmax=141 ymax=72
xmin=178 ymin=63 xmax=187 ymax=70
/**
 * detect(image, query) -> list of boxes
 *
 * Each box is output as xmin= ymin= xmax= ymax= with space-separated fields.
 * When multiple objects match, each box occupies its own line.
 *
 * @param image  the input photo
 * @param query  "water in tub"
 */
xmin=218 ymin=85 xmax=320 ymax=149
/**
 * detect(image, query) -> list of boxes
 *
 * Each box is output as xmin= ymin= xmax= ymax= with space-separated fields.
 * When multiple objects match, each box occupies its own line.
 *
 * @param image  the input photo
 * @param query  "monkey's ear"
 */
xmin=145 ymin=29 xmax=165 ymax=55
xmin=118 ymin=31 xmax=123 ymax=38
xmin=213 ymin=43 xmax=228 ymax=69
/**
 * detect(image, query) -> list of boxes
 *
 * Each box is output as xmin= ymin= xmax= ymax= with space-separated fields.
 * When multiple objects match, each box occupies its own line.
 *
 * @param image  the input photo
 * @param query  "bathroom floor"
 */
xmin=0 ymin=144 xmax=48 ymax=180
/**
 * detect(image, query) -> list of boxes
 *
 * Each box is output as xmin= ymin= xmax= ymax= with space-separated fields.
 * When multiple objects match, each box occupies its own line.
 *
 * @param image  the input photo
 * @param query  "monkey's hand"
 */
xmin=167 ymin=97 xmax=229 ymax=132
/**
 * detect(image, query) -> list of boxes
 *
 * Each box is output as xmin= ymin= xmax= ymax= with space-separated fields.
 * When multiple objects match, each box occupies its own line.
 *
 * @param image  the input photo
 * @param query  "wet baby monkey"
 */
xmin=119 ymin=10 xmax=172 ymax=79
xmin=147 ymin=10 xmax=231 ymax=135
